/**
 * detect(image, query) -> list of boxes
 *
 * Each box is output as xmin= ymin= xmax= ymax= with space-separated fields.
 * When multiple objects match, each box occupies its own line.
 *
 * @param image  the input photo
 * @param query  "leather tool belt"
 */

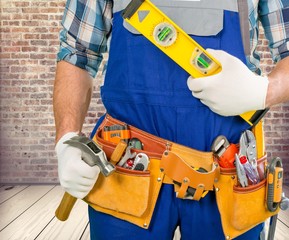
xmin=93 ymin=114 xmax=219 ymax=199
xmin=84 ymin=114 xmax=279 ymax=239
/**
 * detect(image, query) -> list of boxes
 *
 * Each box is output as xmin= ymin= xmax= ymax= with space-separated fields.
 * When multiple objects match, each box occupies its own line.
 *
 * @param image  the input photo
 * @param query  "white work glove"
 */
xmin=187 ymin=49 xmax=269 ymax=116
xmin=55 ymin=132 xmax=100 ymax=199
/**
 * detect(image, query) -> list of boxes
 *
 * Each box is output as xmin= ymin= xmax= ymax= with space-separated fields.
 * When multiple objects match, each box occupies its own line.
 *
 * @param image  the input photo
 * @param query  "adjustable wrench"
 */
xmin=117 ymin=145 xmax=136 ymax=167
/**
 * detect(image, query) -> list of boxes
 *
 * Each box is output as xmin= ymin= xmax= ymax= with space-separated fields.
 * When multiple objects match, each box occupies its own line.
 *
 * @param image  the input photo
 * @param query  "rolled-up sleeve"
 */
xmin=259 ymin=0 xmax=289 ymax=61
xmin=57 ymin=0 xmax=113 ymax=77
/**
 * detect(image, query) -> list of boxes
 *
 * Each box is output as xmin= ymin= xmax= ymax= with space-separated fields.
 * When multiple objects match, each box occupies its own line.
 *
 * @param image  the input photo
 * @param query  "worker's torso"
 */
xmin=101 ymin=0 xmax=251 ymax=151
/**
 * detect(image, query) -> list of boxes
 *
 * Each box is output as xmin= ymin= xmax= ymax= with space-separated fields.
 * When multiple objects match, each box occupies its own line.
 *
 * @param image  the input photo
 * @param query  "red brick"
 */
xmin=22 ymin=8 xmax=40 ymax=14
xmin=11 ymin=40 xmax=29 ymax=46
xmin=31 ymin=2 xmax=48 ymax=8
xmin=3 ymin=46 xmax=21 ymax=52
xmin=2 ymin=8 xmax=21 ymax=13
xmin=22 ymin=46 xmax=39 ymax=52
xmin=0 ymin=27 xmax=11 ymax=33
xmin=13 ymin=2 xmax=30 ymax=7
xmin=11 ymin=27 xmax=30 ymax=33
xmin=31 ymin=40 xmax=48 ymax=46
xmin=22 ymin=21 xmax=39 ymax=27
xmin=24 ymin=34 xmax=40 ymax=39
xmin=31 ymin=14 xmax=49 ymax=20
xmin=41 ymin=34 xmax=58 ymax=40
xmin=11 ymin=14 xmax=30 ymax=20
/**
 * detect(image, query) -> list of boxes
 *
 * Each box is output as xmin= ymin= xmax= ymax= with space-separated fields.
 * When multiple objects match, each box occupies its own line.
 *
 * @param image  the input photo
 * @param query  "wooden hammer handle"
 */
xmin=55 ymin=192 xmax=77 ymax=221
xmin=55 ymin=140 xmax=127 ymax=221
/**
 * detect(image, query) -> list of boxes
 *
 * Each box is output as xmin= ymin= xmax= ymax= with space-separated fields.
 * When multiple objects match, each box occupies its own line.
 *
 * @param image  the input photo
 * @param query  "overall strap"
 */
xmin=238 ymin=0 xmax=250 ymax=56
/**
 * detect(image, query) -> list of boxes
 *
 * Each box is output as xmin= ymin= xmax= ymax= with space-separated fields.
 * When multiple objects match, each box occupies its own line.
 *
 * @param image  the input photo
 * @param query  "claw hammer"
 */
xmin=55 ymin=136 xmax=127 ymax=221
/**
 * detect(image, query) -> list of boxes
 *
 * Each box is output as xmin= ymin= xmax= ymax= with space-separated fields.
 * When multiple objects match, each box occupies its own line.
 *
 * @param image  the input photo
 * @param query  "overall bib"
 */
xmin=89 ymin=0 xmax=264 ymax=239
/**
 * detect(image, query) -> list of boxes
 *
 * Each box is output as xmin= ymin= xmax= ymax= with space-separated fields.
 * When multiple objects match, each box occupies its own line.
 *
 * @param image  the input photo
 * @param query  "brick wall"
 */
xmin=0 ymin=0 xmax=288 ymax=185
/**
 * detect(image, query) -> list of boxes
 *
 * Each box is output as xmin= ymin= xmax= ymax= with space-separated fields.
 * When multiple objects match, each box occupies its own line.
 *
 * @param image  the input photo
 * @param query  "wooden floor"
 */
xmin=0 ymin=184 xmax=288 ymax=240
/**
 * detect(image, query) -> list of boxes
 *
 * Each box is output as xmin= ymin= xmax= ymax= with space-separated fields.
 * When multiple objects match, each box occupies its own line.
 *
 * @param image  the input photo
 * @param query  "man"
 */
xmin=53 ymin=0 xmax=289 ymax=239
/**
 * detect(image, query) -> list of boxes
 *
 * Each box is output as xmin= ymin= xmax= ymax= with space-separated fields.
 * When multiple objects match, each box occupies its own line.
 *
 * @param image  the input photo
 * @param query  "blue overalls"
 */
xmin=89 ymin=0 xmax=264 ymax=239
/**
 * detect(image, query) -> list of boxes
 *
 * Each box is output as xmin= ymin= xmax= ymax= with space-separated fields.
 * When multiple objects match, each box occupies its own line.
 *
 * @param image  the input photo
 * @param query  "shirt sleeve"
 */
xmin=57 ymin=0 xmax=113 ymax=77
xmin=259 ymin=0 xmax=289 ymax=61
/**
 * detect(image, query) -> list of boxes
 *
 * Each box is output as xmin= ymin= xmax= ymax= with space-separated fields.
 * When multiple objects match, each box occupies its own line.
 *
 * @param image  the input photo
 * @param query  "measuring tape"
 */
xmin=122 ymin=0 xmax=268 ymax=126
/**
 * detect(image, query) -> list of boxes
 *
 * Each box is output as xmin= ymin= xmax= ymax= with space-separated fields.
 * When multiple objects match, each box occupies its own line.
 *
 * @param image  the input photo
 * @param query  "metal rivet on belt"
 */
xmin=226 ymin=236 xmax=230 ymax=240
xmin=160 ymin=168 xmax=164 ymax=172
xmin=157 ymin=177 xmax=162 ymax=182
xmin=143 ymin=223 xmax=148 ymax=228
xmin=231 ymin=176 xmax=235 ymax=180
xmin=215 ymin=188 xmax=219 ymax=192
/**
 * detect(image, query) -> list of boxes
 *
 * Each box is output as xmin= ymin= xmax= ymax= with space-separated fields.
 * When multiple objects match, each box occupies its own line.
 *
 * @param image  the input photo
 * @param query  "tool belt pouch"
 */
xmin=214 ymin=155 xmax=279 ymax=240
xmin=84 ymin=115 xmax=166 ymax=229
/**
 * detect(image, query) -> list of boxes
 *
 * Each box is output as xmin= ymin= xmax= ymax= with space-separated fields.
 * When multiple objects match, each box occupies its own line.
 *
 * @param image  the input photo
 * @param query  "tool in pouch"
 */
xmin=211 ymin=135 xmax=238 ymax=168
xmin=103 ymin=124 xmax=131 ymax=143
xmin=122 ymin=0 xmax=268 ymax=126
xmin=103 ymin=124 xmax=150 ymax=171
xmin=236 ymin=130 xmax=260 ymax=186
xmin=212 ymin=130 xmax=260 ymax=187
xmin=55 ymin=136 xmax=116 ymax=221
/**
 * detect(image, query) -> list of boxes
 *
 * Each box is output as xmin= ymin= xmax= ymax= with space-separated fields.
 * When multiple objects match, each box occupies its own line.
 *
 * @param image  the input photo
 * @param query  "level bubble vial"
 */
xmin=153 ymin=22 xmax=177 ymax=47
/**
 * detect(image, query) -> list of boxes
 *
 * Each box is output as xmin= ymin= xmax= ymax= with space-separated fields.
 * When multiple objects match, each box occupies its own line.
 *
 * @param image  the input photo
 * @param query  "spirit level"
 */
xmin=122 ymin=0 xmax=222 ymax=78
xmin=122 ymin=0 xmax=268 ymax=126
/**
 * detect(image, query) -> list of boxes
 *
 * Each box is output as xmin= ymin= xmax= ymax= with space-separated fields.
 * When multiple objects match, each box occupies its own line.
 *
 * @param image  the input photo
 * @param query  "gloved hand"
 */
xmin=187 ymin=49 xmax=269 ymax=116
xmin=55 ymin=132 xmax=100 ymax=199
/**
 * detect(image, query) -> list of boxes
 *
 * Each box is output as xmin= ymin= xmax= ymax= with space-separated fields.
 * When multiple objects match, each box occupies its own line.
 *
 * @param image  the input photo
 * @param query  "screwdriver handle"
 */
xmin=110 ymin=140 xmax=127 ymax=165
xmin=55 ymin=192 xmax=77 ymax=221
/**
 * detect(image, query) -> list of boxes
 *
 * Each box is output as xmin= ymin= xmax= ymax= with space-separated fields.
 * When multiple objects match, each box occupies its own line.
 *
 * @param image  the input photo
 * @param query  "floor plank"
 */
xmin=274 ymin=220 xmax=289 ymax=240
xmin=79 ymin=223 xmax=90 ymax=240
xmin=0 ymin=185 xmax=55 ymax=230
xmin=278 ymin=185 xmax=289 ymax=227
xmin=0 ymin=185 xmax=29 ymax=204
xmin=0 ymin=186 xmax=63 ymax=239
xmin=36 ymin=199 xmax=88 ymax=240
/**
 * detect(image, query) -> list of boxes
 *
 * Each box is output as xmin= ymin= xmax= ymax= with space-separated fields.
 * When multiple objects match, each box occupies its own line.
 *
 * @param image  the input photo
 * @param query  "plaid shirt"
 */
xmin=57 ymin=0 xmax=289 ymax=77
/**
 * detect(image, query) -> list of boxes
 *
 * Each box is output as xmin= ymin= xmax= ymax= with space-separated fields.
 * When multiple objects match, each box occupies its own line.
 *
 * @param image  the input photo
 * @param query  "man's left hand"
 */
xmin=187 ymin=49 xmax=269 ymax=116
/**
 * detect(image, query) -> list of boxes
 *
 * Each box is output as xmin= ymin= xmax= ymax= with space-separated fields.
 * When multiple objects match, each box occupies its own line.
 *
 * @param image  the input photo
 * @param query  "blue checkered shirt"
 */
xmin=57 ymin=0 xmax=289 ymax=77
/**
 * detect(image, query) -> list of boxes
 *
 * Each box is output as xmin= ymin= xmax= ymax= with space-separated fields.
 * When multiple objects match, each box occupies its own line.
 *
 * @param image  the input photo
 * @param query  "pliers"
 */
xmin=236 ymin=130 xmax=260 ymax=186
xmin=239 ymin=130 xmax=257 ymax=170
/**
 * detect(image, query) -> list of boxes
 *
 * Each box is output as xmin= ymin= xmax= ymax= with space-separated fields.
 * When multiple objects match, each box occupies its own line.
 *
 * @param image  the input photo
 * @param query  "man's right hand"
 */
xmin=55 ymin=132 xmax=100 ymax=199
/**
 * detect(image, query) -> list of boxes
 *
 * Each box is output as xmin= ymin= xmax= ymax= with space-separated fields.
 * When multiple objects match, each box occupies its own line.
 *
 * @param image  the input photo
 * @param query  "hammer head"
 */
xmin=64 ymin=136 xmax=115 ymax=177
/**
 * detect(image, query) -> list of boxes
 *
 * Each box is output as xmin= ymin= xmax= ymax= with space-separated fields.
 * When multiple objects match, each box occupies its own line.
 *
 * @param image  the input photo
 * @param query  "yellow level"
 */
xmin=122 ymin=0 xmax=268 ymax=126
xmin=122 ymin=0 xmax=222 ymax=78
